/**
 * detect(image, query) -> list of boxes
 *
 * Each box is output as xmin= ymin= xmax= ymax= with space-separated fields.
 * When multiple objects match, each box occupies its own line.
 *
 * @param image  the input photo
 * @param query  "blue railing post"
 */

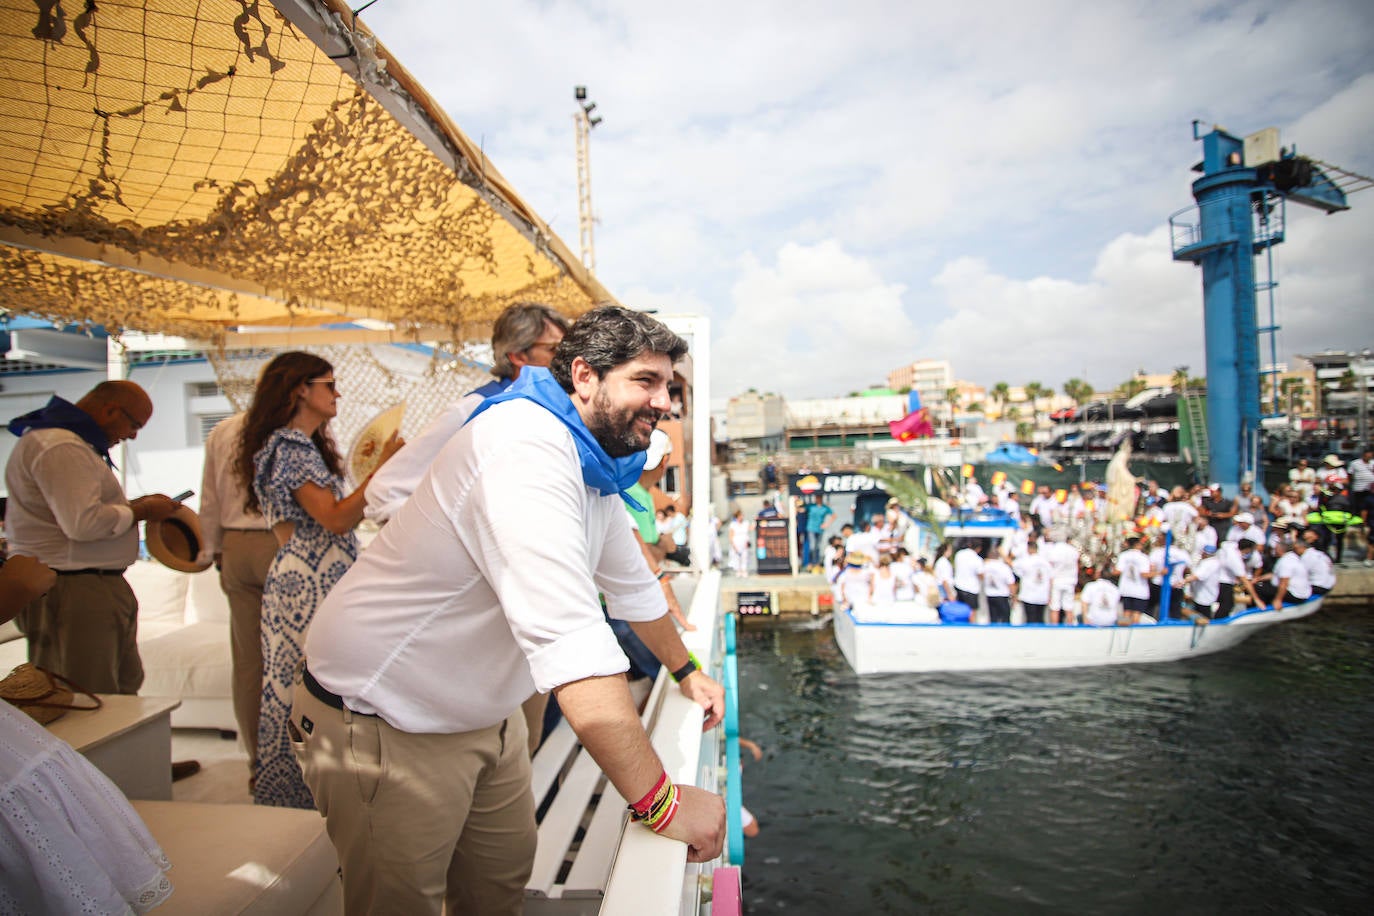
xmin=723 ymin=612 xmax=744 ymax=865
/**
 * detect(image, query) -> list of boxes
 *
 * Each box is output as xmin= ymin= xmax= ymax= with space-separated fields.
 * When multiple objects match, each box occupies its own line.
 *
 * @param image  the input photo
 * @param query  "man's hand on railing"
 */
xmin=679 ymin=670 xmax=725 ymax=730
xmin=658 ymin=784 xmax=725 ymax=863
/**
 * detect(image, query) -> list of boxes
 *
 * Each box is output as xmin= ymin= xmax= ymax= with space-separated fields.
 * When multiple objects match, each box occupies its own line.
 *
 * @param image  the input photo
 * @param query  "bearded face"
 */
xmin=586 ymin=382 xmax=662 ymax=457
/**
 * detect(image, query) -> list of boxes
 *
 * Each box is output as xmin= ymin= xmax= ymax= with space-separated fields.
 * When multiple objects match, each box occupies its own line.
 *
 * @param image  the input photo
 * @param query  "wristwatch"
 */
xmin=670 ymin=653 xmax=699 ymax=683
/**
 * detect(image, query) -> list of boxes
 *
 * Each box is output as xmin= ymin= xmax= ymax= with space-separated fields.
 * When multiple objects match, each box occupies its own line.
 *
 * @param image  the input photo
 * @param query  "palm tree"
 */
xmin=1172 ymin=365 xmax=1190 ymax=395
xmin=991 ymin=381 xmax=1010 ymax=418
xmin=1006 ymin=405 xmax=1022 ymax=421
xmin=1015 ymin=421 xmax=1034 ymax=442
xmin=1024 ymin=381 xmax=1048 ymax=428
xmin=944 ymin=386 xmax=960 ymax=424
xmin=1063 ymin=377 xmax=1094 ymax=407
xmin=1280 ymin=377 xmax=1308 ymax=415
xmin=1120 ymin=377 xmax=1149 ymax=399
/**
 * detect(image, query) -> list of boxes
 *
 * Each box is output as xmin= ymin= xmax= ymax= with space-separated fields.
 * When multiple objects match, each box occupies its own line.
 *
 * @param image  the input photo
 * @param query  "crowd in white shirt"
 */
xmin=825 ymin=471 xmax=1338 ymax=625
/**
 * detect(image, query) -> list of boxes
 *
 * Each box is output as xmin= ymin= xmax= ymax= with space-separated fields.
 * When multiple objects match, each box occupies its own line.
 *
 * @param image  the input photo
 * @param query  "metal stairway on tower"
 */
xmin=1180 ymin=395 xmax=1209 ymax=481
xmin=1169 ymin=122 xmax=1364 ymax=493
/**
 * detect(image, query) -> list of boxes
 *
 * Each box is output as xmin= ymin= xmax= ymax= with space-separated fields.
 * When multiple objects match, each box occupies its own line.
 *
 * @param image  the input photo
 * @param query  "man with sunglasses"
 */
xmin=293 ymin=307 xmax=725 ymax=915
xmin=4 ymin=381 xmax=181 ymax=694
xmin=364 ymin=302 xmax=570 ymax=524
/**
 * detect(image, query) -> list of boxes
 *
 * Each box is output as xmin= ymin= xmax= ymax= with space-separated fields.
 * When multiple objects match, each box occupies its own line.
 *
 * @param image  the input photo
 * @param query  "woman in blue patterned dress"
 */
xmin=234 ymin=352 xmax=402 ymax=808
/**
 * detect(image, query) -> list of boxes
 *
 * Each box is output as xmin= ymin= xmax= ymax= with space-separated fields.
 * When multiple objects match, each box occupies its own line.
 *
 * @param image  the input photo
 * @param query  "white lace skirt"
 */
xmin=0 ymin=702 xmax=172 ymax=914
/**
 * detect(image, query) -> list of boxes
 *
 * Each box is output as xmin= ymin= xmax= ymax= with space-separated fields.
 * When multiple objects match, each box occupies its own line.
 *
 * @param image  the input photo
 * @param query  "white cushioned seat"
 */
xmin=130 ymin=800 xmax=341 ymax=915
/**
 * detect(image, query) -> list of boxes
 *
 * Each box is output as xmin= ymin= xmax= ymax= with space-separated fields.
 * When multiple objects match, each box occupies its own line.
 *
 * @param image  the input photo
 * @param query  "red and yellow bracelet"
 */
xmin=628 ymin=770 xmax=681 ymax=833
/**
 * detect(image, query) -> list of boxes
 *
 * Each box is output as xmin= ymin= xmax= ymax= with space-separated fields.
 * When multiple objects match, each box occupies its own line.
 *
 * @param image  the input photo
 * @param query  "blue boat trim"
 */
xmin=844 ymin=600 xmax=1311 ymax=629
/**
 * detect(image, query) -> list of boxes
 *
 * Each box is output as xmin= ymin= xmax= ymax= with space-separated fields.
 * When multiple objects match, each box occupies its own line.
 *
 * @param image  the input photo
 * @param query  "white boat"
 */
xmin=833 ymin=597 xmax=1325 ymax=674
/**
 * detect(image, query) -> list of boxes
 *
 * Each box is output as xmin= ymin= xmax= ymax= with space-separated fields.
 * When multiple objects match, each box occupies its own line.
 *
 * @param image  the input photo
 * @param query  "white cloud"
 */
xmin=713 ymin=240 xmax=913 ymax=398
xmin=926 ymin=229 xmax=1205 ymax=392
xmin=360 ymin=0 xmax=1374 ymax=401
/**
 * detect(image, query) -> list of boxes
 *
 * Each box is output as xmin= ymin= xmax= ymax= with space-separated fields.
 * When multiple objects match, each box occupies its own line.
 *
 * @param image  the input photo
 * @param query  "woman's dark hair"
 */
xmin=549 ymin=306 xmax=688 ymax=392
xmin=235 ymin=351 xmax=341 ymax=513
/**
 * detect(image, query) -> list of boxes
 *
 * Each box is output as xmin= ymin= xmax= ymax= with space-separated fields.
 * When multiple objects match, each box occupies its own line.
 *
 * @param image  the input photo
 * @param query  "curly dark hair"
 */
xmin=549 ymin=306 xmax=687 ymax=392
xmin=235 ymin=351 xmax=342 ymax=514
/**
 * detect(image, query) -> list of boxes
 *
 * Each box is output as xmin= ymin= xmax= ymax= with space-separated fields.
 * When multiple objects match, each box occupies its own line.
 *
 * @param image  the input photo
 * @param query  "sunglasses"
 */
xmin=116 ymin=405 xmax=144 ymax=431
xmin=306 ymin=378 xmax=337 ymax=392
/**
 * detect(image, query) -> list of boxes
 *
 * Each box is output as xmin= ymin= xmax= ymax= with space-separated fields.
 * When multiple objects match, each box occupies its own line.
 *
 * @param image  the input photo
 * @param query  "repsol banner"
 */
xmin=788 ymin=472 xmax=888 ymax=497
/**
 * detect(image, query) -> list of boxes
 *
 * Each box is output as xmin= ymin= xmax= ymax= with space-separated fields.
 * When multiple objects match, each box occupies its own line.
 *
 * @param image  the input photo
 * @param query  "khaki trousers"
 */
xmin=219 ymin=529 xmax=278 ymax=765
xmin=520 ymin=691 xmax=549 ymax=757
xmin=291 ymin=676 xmax=537 ymax=916
xmin=17 ymin=573 xmax=141 ymax=694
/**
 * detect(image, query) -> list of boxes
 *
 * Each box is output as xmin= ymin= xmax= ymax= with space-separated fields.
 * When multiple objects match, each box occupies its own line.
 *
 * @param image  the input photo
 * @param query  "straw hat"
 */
xmin=146 ymin=505 xmax=213 ymax=573
xmin=1323 ymin=454 xmax=1344 ymax=468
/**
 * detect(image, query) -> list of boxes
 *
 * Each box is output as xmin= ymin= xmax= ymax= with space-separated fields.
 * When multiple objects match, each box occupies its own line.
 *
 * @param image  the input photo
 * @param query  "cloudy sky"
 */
xmin=363 ymin=0 xmax=1374 ymax=403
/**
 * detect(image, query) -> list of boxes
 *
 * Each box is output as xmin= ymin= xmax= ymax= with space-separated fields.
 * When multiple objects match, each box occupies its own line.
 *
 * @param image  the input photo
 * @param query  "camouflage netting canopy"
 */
xmin=0 ymin=0 xmax=612 ymax=346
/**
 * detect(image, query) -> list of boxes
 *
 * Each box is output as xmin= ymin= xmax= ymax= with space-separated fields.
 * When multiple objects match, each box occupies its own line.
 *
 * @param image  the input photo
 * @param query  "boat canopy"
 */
xmin=0 ymin=0 xmax=614 ymax=347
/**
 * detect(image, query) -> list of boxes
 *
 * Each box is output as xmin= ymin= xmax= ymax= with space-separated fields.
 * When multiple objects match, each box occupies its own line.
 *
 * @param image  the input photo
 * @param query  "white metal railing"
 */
xmin=601 ymin=568 xmax=724 ymax=915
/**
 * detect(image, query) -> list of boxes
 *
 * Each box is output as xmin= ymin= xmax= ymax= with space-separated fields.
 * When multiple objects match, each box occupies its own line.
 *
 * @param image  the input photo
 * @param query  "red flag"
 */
xmin=888 ymin=407 xmax=934 ymax=441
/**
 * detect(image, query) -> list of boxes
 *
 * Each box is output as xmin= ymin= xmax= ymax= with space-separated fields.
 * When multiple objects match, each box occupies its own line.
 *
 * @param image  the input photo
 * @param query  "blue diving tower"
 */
xmin=1169 ymin=122 xmax=1359 ymax=492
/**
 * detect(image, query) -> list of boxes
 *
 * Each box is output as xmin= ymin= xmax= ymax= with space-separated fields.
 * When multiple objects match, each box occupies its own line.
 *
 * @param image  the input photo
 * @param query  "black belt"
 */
xmin=302 ymin=666 xmax=373 ymax=717
xmin=54 ymin=568 xmax=127 ymax=577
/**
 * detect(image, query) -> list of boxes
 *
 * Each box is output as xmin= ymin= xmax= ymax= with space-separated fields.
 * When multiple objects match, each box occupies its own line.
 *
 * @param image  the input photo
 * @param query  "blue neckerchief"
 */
xmin=466 ymin=367 xmax=647 ymax=510
xmin=467 ymin=377 xmax=512 ymax=398
xmin=6 ymin=395 xmax=115 ymax=467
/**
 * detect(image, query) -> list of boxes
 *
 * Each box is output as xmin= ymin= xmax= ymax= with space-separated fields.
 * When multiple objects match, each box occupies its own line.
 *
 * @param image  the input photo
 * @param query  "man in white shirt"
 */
xmin=846 ymin=519 xmax=883 ymax=562
xmin=1045 ymin=533 xmax=1081 ymax=625
xmin=1255 ymin=539 xmax=1312 ymax=609
xmin=1216 ymin=539 xmax=1263 ymax=618
xmin=1184 ymin=544 xmax=1223 ymax=617
xmin=1113 ymin=535 xmax=1152 ymax=625
xmin=1011 ymin=540 xmax=1051 ymax=624
xmin=5 ymin=382 xmax=179 ymax=694
xmin=1148 ymin=537 xmax=1191 ymax=621
xmin=1029 ymin=485 xmax=1056 ymax=533
xmin=1192 ymin=516 xmax=1218 ymax=558
xmin=292 ymin=307 xmax=725 ymax=913
xmin=1226 ymin=511 xmax=1265 ymax=546
xmin=1295 ymin=533 xmax=1336 ymax=595
xmin=981 ymin=550 xmax=1017 ymax=624
xmin=952 ymin=541 xmax=985 ymax=608
xmin=198 ymin=413 xmax=277 ymax=779
xmin=1080 ymin=570 xmax=1121 ymax=627
xmin=365 ymin=303 xmax=569 ymax=524
xmin=1161 ymin=487 xmax=1199 ymax=532
xmin=1349 ymin=446 xmax=1374 ymax=566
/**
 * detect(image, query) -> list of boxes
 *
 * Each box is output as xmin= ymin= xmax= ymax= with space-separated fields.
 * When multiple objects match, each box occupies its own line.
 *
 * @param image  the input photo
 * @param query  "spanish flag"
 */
xmin=1054 ymin=488 xmax=1067 ymax=503
xmin=961 ymin=463 xmax=975 ymax=479
xmin=1021 ymin=479 xmax=1035 ymax=495
xmin=888 ymin=407 xmax=934 ymax=441
xmin=991 ymin=471 xmax=1007 ymax=487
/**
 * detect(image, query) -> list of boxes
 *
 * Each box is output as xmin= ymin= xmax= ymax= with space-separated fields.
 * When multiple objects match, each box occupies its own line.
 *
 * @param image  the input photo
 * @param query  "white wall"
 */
xmin=786 ymin=394 xmax=907 ymax=425
xmin=0 ymin=359 xmax=225 ymax=509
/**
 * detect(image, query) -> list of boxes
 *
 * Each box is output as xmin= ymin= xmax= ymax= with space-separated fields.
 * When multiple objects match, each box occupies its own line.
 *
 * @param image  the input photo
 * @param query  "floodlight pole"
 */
xmin=574 ymin=86 xmax=599 ymax=271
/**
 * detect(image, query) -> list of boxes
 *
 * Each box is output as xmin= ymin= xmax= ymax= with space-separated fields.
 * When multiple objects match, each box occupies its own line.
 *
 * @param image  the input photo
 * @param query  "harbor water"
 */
xmin=735 ymin=601 xmax=1374 ymax=914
